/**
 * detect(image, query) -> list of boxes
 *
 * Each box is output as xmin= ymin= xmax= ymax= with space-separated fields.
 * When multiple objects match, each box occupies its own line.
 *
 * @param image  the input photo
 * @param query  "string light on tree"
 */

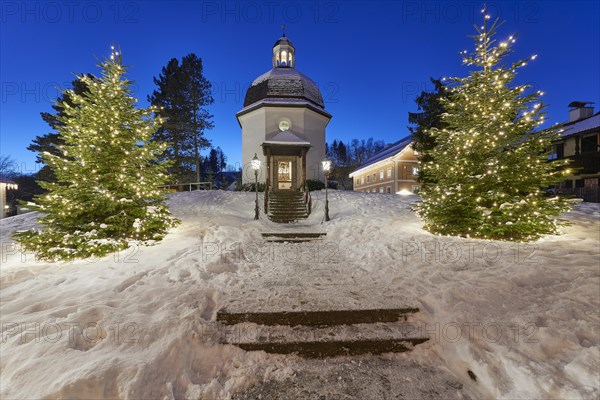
xmin=416 ymin=5 xmax=575 ymax=241
xmin=15 ymin=46 xmax=179 ymax=260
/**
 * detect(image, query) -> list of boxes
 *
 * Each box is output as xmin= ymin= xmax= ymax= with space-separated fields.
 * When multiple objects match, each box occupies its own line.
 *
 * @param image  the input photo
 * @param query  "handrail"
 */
xmin=157 ymin=182 xmax=213 ymax=192
xmin=303 ymin=183 xmax=312 ymax=216
xmin=264 ymin=179 xmax=270 ymax=214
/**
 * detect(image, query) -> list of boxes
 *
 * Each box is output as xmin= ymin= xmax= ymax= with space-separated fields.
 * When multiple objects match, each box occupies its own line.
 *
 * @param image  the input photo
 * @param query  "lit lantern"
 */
xmin=251 ymin=153 xmax=261 ymax=171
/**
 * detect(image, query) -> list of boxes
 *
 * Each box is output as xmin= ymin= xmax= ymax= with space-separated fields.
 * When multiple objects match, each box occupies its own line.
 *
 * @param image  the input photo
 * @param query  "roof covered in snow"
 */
xmin=559 ymin=112 xmax=600 ymax=138
xmin=0 ymin=177 xmax=16 ymax=184
xmin=273 ymin=35 xmax=294 ymax=48
xmin=351 ymin=136 xmax=413 ymax=175
xmin=244 ymin=68 xmax=324 ymax=109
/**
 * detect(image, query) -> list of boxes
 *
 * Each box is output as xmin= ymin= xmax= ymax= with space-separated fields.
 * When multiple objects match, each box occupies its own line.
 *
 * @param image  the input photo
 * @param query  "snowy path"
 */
xmin=232 ymin=356 xmax=469 ymax=400
xmin=1 ymin=190 xmax=599 ymax=399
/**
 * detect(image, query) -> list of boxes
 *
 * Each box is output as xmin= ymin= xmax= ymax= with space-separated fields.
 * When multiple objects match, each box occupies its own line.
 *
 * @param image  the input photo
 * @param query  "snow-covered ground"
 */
xmin=1 ymin=191 xmax=598 ymax=399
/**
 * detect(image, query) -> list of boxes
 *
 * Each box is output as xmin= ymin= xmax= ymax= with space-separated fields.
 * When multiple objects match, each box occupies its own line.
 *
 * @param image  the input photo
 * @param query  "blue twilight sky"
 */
xmin=1 ymin=0 xmax=599 ymax=173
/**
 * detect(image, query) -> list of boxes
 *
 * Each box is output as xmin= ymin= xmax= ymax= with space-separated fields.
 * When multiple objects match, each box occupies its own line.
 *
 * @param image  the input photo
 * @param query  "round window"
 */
xmin=279 ymin=120 xmax=290 ymax=131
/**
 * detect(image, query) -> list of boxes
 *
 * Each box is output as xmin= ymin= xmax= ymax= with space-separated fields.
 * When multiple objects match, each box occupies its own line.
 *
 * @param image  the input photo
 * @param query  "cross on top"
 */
xmin=282 ymin=24 xmax=286 ymax=37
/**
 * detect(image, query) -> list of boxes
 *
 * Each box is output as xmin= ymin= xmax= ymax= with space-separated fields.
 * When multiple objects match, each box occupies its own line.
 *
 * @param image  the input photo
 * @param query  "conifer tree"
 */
xmin=417 ymin=8 xmax=574 ymax=241
xmin=15 ymin=48 xmax=178 ymax=260
xmin=149 ymin=54 xmax=213 ymax=184
xmin=28 ymin=75 xmax=96 ymax=182
xmin=408 ymin=78 xmax=449 ymax=184
xmin=148 ymin=58 xmax=193 ymax=182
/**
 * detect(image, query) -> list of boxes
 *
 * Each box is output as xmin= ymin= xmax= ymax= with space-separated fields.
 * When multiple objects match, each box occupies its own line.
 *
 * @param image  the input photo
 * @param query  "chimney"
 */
xmin=568 ymin=101 xmax=595 ymax=122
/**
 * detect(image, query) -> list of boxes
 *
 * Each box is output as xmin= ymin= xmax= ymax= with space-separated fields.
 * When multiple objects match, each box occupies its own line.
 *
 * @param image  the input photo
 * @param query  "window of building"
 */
xmin=379 ymin=187 xmax=384 ymax=193
xmin=564 ymin=180 xmax=573 ymax=189
xmin=373 ymin=173 xmax=377 ymax=181
xmin=575 ymin=179 xmax=585 ymax=188
xmin=281 ymin=50 xmax=287 ymax=66
xmin=361 ymin=176 xmax=364 ymax=184
xmin=387 ymin=186 xmax=391 ymax=194
xmin=412 ymin=166 xmax=419 ymax=176
xmin=366 ymin=175 xmax=370 ymax=183
xmin=387 ymin=168 xmax=392 ymax=178
xmin=412 ymin=185 xmax=421 ymax=193
xmin=355 ymin=178 xmax=359 ymax=186
xmin=379 ymin=170 xmax=384 ymax=179
xmin=549 ymin=143 xmax=564 ymax=160
xmin=582 ymin=134 xmax=599 ymax=153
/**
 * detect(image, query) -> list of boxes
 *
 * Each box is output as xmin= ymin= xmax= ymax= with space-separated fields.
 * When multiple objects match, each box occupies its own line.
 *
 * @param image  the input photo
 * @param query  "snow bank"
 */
xmin=1 ymin=190 xmax=598 ymax=399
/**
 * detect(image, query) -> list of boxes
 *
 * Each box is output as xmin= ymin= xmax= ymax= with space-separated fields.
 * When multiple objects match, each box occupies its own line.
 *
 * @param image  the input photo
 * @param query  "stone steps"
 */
xmin=261 ymin=232 xmax=327 ymax=243
xmin=232 ymin=338 xmax=428 ymax=358
xmin=217 ymin=308 xmax=429 ymax=358
xmin=217 ymin=307 xmax=415 ymax=326
xmin=268 ymin=191 xmax=308 ymax=223
xmin=269 ymin=209 xmax=306 ymax=213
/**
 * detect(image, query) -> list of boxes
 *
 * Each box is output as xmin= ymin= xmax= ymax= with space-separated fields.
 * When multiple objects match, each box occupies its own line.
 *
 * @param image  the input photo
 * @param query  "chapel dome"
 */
xmin=243 ymin=68 xmax=325 ymax=108
xmin=243 ymin=34 xmax=324 ymax=109
xmin=273 ymin=36 xmax=294 ymax=48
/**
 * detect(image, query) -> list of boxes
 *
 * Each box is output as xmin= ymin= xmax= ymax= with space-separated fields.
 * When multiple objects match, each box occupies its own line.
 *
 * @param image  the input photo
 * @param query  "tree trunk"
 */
xmin=193 ymin=103 xmax=201 ymax=184
xmin=195 ymin=145 xmax=200 ymax=184
xmin=173 ymin=131 xmax=182 ymax=191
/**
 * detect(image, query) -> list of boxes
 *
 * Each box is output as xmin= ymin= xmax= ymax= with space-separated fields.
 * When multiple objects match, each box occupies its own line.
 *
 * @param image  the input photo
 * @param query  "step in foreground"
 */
xmin=234 ymin=337 xmax=428 ymax=358
xmin=261 ymin=232 xmax=327 ymax=243
xmin=217 ymin=307 xmax=417 ymax=326
xmin=217 ymin=308 xmax=429 ymax=358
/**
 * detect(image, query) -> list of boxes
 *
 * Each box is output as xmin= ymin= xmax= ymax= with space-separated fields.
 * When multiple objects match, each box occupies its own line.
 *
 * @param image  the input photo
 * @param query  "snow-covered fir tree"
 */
xmin=417 ymin=8 xmax=575 ymax=241
xmin=15 ymin=48 xmax=178 ymax=260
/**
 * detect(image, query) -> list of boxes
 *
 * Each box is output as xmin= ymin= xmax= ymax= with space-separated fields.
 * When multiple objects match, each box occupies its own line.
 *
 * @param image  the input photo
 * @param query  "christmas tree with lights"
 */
xmin=15 ymin=48 xmax=178 ymax=260
xmin=416 ymin=8 xmax=574 ymax=241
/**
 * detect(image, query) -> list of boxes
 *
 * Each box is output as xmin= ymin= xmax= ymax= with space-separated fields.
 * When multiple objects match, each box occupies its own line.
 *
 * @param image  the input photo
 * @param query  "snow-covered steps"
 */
xmin=217 ymin=307 xmax=417 ymax=326
xmin=232 ymin=357 xmax=467 ymax=400
xmin=261 ymin=231 xmax=327 ymax=243
xmin=232 ymin=337 xmax=428 ymax=358
xmin=267 ymin=191 xmax=308 ymax=223
xmin=217 ymin=308 xmax=429 ymax=357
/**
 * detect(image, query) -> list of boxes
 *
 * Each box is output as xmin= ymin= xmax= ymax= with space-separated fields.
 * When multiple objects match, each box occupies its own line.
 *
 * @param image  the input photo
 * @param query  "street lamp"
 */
xmin=322 ymin=158 xmax=331 ymax=222
xmin=251 ymin=153 xmax=261 ymax=220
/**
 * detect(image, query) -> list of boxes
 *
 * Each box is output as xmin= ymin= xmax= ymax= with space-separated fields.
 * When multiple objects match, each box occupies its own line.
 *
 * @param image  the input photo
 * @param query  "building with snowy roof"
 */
xmin=237 ymin=33 xmax=330 ymax=188
xmin=550 ymin=101 xmax=600 ymax=202
xmin=0 ymin=177 xmax=18 ymax=219
xmin=349 ymin=136 xmax=420 ymax=194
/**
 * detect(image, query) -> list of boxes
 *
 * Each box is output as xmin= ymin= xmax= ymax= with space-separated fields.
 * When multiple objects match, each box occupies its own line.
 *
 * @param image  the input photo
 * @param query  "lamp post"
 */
xmin=322 ymin=158 xmax=331 ymax=222
xmin=251 ymin=153 xmax=261 ymax=220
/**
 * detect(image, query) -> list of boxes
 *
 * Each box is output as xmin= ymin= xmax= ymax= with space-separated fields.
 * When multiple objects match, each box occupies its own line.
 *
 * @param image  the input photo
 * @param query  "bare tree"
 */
xmin=0 ymin=155 xmax=17 ymax=179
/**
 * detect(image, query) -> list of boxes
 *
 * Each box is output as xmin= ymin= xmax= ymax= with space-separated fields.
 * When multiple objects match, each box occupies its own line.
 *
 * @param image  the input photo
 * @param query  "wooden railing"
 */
xmin=157 ymin=182 xmax=213 ymax=192
xmin=559 ymin=186 xmax=599 ymax=202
